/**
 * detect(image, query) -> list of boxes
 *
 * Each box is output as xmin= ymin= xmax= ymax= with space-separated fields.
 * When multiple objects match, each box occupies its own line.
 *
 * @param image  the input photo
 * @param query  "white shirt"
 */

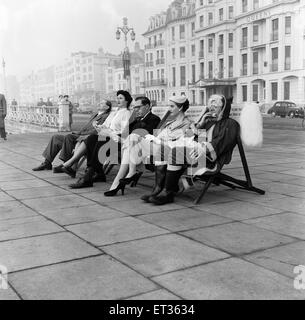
xmin=103 ymin=108 xmax=132 ymax=136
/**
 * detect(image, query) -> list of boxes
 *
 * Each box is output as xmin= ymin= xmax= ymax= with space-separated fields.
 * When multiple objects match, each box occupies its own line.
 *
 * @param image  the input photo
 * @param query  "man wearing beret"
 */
xmin=0 ymin=93 xmax=7 ymax=141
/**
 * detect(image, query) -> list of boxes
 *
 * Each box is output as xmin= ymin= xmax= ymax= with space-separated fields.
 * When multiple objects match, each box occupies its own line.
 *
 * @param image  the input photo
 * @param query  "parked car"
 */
xmin=267 ymin=101 xmax=304 ymax=118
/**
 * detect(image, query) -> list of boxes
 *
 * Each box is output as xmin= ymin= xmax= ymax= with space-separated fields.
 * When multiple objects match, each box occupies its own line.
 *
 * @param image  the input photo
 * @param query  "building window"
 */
xmin=200 ymin=0 xmax=203 ymax=6
xmin=271 ymin=47 xmax=278 ymax=72
xmin=252 ymin=84 xmax=259 ymax=102
xmin=285 ymin=16 xmax=291 ymax=34
xmin=200 ymin=40 xmax=204 ymax=58
xmin=200 ymin=15 xmax=204 ymax=28
xmin=229 ymin=6 xmax=234 ymax=19
xmin=242 ymin=27 xmax=248 ymax=48
xmin=192 ymin=90 xmax=196 ymax=105
xmin=253 ymin=51 xmax=259 ymax=74
xmin=180 ymin=66 xmax=186 ymax=86
xmin=229 ymin=56 xmax=233 ymax=77
xmin=242 ymin=54 xmax=248 ymax=75
xmin=218 ymin=34 xmax=224 ymax=54
xmin=285 ymin=46 xmax=291 ymax=70
xmin=191 ymin=22 xmax=195 ymax=37
xmin=242 ymin=85 xmax=248 ymax=102
xmin=242 ymin=0 xmax=248 ymax=13
xmin=180 ymin=25 xmax=185 ymax=39
xmin=253 ymin=25 xmax=259 ymax=42
xmin=208 ymin=61 xmax=213 ymax=79
xmin=253 ymin=0 xmax=259 ymax=10
xmin=284 ymin=81 xmax=290 ymax=100
xmin=219 ymin=8 xmax=224 ymax=22
xmin=208 ymin=38 xmax=213 ymax=53
xmin=172 ymin=67 xmax=176 ymax=87
xmin=192 ymin=64 xmax=196 ymax=83
xmin=200 ymin=62 xmax=204 ymax=78
xmin=219 ymin=59 xmax=224 ymax=78
xmin=271 ymin=18 xmax=279 ymax=41
xmin=161 ymin=90 xmax=165 ymax=101
xmin=229 ymin=33 xmax=233 ymax=48
xmin=172 ymin=27 xmax=175 ymax=41
xmin=208 ymin=12 xmax=213 ymax=25
xmin=271 ymin=82 xmax=278 ymax=100
xmin=172 ymin=48 xmax=176 ymax=59
xmin=180 ymin=47 xmax=186 ymax=58
xmin=191 ymin=44 xmax=196 ymax=57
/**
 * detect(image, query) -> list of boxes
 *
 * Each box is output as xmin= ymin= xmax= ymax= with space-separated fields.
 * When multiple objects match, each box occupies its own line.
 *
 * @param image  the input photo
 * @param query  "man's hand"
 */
xmin=145 ymin=134 xmax=162 ymax=144
xmin=190 ymin=144 xmax=206 ymax=160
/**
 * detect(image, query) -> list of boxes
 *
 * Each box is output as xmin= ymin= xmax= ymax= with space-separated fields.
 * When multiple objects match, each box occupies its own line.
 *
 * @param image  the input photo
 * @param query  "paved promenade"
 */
xmin=0 ymin=129 xmax=305 ymax=300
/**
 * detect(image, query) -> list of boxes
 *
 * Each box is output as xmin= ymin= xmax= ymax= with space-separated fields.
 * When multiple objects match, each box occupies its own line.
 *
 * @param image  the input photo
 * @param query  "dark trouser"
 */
xmin=0 ymin=116 xmax=6 ymax=139
xmin=84 ymin=135 xmax=121 ymax=174
xmin=42 ymin=134 xmax=79 ymax=163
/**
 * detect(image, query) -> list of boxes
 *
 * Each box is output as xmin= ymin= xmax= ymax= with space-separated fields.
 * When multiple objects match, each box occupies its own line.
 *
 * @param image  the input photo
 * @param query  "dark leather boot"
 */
xmin=69 ymin=167 xmax=94 ymax=189
xmin=32 ymin=160 xmax=52 ymax=171
xmin=149 ymin=169 xmax=184 ymax=206
xmin=141 ymin=165 xmax=167 ymax=203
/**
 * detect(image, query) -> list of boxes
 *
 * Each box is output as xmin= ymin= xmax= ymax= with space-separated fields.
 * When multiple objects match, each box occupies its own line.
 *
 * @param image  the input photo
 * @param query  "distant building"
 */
xmin=144 ymin=0 xmax=305 ymax=106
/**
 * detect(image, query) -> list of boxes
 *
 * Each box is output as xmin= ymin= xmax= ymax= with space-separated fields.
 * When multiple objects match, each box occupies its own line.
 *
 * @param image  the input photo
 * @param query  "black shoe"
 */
xmin=149 ymin=192 xmax=175 ymax=206
xmin=92 ymin=172 xmax=106 ymax=183
xmin=62 ymin=166 xmax=76 ymax=178
xmin=120 ymin=172 xmax=143 ymax=188
xmin=53 ymin=165 xmax=64 ymax=174
xmin=141 ymin=165 xmax=167 ymax=202
xmin=33 ymin=161 xmax=52 ymax=171
xmin=69 ymin=178 xmax=93 ymax=189
xmin=104 ymin=183 xmax=126 ymax=197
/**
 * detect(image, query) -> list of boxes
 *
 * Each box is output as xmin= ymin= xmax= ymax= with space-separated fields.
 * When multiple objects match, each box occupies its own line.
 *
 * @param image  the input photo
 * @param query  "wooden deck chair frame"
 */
xmin=186 ymin=133 xmax=265 ymax=205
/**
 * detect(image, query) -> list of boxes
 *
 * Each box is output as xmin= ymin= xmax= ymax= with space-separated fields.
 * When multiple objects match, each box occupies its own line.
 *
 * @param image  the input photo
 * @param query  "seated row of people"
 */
xmin=33 ymin=90 xmax=239 ymax=206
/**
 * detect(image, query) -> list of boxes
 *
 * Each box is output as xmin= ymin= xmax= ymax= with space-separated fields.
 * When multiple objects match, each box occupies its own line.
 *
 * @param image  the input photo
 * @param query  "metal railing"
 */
xmin=145 ymin=61 xmax=154 ymax=67
xmin=144 ymin=79 xmax=168 ymax=87
xmin=7 ymin=105 xmax=59 ymax=128
xmin=145 ymin=40 xmax=165 ymax=50
xmin=156 ymin=58 xmax=165 ymax=65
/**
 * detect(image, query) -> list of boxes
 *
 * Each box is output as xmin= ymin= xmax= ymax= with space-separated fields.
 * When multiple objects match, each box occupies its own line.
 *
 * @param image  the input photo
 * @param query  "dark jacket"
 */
xmin=76 ymin=111 xmax=110 ymax=136
xmin=129 ymin=112 xmax=161 ymax=136
xmin=0 ymin=94 xmax=7 ymax=117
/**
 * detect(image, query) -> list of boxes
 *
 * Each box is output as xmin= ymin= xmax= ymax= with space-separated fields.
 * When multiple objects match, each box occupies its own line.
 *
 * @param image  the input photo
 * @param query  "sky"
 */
xmin=0 ymin=0 xmax=172 ymax=79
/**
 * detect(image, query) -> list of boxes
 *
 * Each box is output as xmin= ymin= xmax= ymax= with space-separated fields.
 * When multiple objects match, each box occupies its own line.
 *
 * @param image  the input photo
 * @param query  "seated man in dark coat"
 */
xmin=32 ymin=100 xmax=112 ymax=172
xmin=69 ymin=96 xmax=161 ymax=189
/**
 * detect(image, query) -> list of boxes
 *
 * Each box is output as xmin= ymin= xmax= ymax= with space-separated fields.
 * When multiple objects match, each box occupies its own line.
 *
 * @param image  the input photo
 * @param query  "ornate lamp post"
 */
xmin=116 ymin=17 xmax=136 ymax=93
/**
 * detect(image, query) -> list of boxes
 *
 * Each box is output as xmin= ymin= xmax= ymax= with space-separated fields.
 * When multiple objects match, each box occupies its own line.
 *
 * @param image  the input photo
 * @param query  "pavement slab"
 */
xmin=0 ymin=201 xmax=38 ymax=221
xmin=244 ymin=241 xmax=305 ymax=279
xmin=6 ymin=186 xmax=71 ymax=200
xmin=181 ymin=222 xmax=295 ymax=255
xmin=22 ymin=194 xmax=97 ymax=212
xmin=103 ymin=234 xmax=229 ymax=277
xmin=0 ymin=179 xmax=52 ymax=191
xmin=243 ymin=212 xmax=305 ymax=240
xmin=0 ymin=233 xmax=101 ymax=272
xmin=67 ymin=217 xmax=169 ymax=246
xmin=0 ymin=192 xmax=15 ymax=202
xmin=0 ymin=287 xmax=20 ymax=300
xmin=152 ymin=258 xmax=305 ymax=300
xmin=9 ymin=256 xmax=157 ymax=300
xmin=0 ymin=216 xmax=63 ymax=242
xmin=42 ymin=205 xmax=126 ymax=226
xmin=138 ymin=208 xmax=233 ymax=232
xmin=127 ymin=289 xmax=181 ymax=300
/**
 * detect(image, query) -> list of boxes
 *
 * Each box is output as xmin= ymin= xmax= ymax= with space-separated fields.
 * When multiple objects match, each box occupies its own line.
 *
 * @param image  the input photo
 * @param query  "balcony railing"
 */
xmin=156 ymin=58 xmax=165 ymax=65
xmin=144 ymin=79 xmax=168 ymax=87
xmin=218 ymin=71 xmax=224 ymax=79
xmin=199 ymin=51 xmax=204 ymax=58
xmin=240 ymin=40 xmax=248 ymax=49
xmin=270 ymin=32 xmax=279 ymax=42
xmin=145 ymin=40 xmax=165 ymax=50
xmin=145 ymin=61 xmax=154 ymax=68
xmin=284 ymin=61 xmax=291 ymax=70
xmin=240 ymin=68 xmax=248 ymax=76
xmin=270 ymin=63 xmax=278 ymax=72
xmin=218 ymin=46 xmax=224 ymax=54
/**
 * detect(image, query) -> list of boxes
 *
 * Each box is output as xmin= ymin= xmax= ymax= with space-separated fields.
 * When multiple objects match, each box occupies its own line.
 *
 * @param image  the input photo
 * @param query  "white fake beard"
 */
xmin=240 ymin=103 xmax=263 ymax=148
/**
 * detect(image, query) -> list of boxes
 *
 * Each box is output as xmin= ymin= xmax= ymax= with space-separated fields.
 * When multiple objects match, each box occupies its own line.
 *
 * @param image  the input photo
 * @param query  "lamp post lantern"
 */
xmin=116 ymin=17 xmax=136 ymax=93
xmin=2 ymin=58 xmax=7 ymax=98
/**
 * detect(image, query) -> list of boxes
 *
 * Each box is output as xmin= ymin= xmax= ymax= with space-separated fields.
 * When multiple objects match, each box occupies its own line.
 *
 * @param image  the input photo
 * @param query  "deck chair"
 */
xmin=182 ymin=125 xmax=265 ymax=205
